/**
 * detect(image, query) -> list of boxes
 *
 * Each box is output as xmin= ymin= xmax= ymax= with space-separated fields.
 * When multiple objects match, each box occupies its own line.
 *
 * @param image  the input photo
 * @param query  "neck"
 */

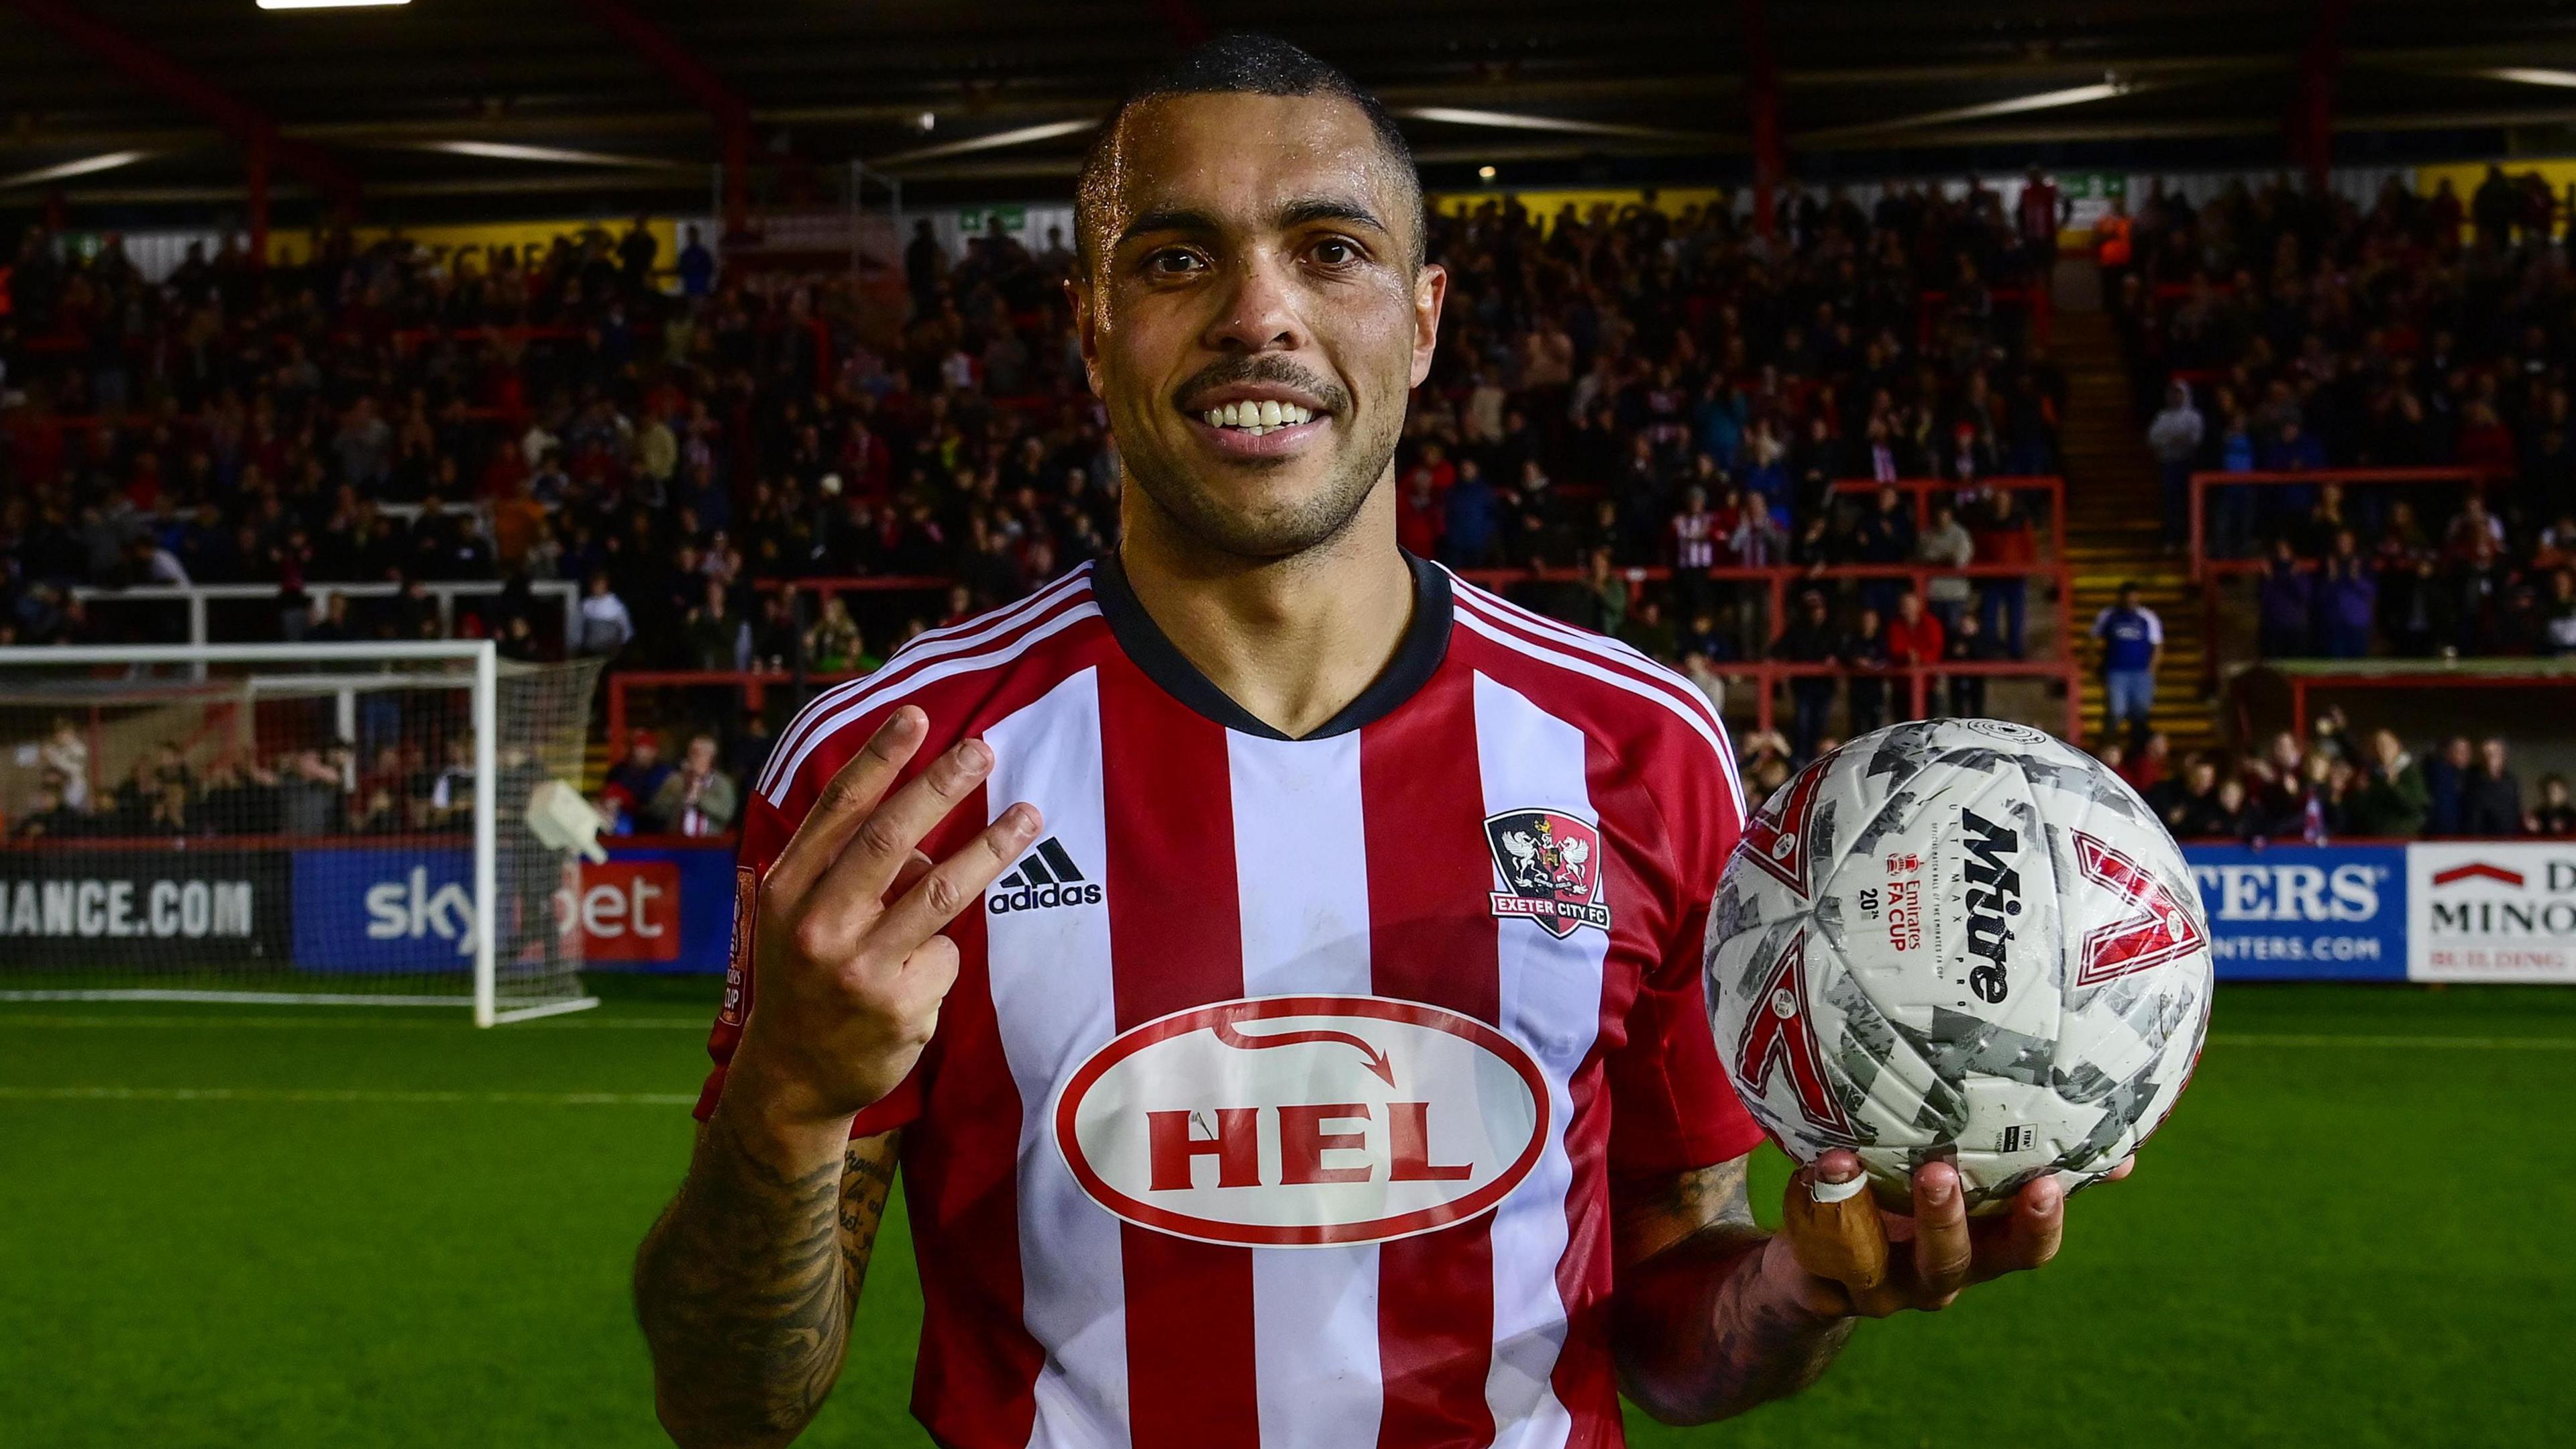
xmin=1116 ymin=475 xmax=1413 ymax=739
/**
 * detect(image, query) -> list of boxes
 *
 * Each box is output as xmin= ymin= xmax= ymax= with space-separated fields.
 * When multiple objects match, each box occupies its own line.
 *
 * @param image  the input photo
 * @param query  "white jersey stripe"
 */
xmin=982 ymin=669 xmax=1134 ymax=1449
xmin=1470 ymin=673 xmax=1603 ymax=1449
xmin=755 ymin=567 xmax=1095 ymax=800
xmin=1226 ymin=731 xmax=1385 ymax=1449
xmin=761 ymin=600 xmax=1103 ymax=808
xmin=1452 ymin=606 xmax=1740 ymax=808
xmin=1448 ymin=580 xmax=1746 ymax=820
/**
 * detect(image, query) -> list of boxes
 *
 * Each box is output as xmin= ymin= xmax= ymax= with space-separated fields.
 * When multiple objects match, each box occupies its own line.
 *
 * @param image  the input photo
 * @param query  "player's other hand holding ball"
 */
xmin=725 ymin=706 xmax=1041 ymax=1136
xmin=1768 ymin=1148 xmax=2135 ymax=1318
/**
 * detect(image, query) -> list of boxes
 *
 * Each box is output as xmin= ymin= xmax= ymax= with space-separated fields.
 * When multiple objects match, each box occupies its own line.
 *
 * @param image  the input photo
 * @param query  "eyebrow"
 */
xmin=1113 ymin=195 xmax=1391 ymax=252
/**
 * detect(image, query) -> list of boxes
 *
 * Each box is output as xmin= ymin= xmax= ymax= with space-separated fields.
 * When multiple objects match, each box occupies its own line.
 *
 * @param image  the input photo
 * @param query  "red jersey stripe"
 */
xmin=1362 ymin=664 xmax=1503 ymax=1449
xmin=1099 ymin=658 xmax=1261 ymax=1449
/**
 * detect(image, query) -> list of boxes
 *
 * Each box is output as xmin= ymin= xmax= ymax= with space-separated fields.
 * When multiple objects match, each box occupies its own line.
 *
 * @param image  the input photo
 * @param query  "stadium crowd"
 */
xmin=2090 ymin=706 xmax=2575 ymax=841
xmin=2120 ymin=166 xmax=2576 ymax=659
xmin=3 ymin=714 xmax=746 ymax=843
xmin=1 ymin=179 xmax=2067 ymax=701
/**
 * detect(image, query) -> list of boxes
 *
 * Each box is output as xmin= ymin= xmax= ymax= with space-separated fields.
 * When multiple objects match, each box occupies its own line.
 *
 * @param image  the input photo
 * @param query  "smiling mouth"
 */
xmin=1194 ymin=398 xmax=1320 ymax=437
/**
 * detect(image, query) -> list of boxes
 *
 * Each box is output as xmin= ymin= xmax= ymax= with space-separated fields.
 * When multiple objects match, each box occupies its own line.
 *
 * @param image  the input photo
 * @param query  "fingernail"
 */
xmin=889 ymin=708 xmax=923 ymax=736
xmin=1008 ymin=802 xmax=1040 ymax=833
xmin=1925 ymin=1171 xmax=1954 ymax=1204
xmin=2029 ymin=1178 xmax=2062 ymax=1212
xmin=957 ymin=739 xmax=993 ymax=770
xmin=1817 ymin=1156 xmax=1860 ymax=1184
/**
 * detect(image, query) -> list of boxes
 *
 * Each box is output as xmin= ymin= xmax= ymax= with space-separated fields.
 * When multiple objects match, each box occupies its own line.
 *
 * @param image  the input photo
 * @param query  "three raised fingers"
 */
xmin=818 ymin=737 xmax=1000 ymax=910
xmin=764 ymin=708 xmax=928 ymax=901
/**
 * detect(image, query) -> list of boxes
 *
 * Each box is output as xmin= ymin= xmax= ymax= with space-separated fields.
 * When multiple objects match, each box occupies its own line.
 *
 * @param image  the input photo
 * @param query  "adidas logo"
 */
xmin=986 ymin=837 xmax=1104 ymax=914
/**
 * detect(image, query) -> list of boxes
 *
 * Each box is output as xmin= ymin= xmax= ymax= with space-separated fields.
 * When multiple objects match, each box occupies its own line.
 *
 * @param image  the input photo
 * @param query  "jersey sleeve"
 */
xmin=1605 ymin=720 xmax=1768 ymax=1179
xmin=692 ymin=700 xmax=930 ymax=1140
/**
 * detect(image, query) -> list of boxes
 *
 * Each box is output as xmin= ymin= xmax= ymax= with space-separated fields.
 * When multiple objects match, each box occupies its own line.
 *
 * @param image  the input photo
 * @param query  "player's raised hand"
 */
xmin=728 ymin=706 xmax=1040 ymax=1127
xmin=1774 ymin=1148 xmax=2133 ymax=1319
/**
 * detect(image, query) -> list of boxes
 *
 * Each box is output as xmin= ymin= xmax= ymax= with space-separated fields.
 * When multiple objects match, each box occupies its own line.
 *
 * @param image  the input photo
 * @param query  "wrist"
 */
xmin=717 ymin=1044 xmax=860 ymax=1157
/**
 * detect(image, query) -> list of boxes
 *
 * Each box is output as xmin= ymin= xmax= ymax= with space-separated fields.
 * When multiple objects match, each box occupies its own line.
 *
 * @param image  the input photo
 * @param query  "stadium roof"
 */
xmin=6 ymin=0 xmax=2576 ymax=223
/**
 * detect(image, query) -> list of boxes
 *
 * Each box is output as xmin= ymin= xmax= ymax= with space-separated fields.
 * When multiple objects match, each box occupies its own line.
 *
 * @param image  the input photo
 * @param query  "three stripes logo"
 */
xmin=987 ymin=837 xmax=1104 ymax=915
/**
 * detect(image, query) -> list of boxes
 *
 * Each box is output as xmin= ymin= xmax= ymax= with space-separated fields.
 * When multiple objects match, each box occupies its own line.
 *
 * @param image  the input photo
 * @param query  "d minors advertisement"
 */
xmin=2408 ymin=843 xmax=2576 ymax=984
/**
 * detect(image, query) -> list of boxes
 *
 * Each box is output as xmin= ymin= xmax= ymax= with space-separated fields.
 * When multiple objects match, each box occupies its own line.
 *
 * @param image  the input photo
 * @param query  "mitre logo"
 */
xmin=1485 ymin=808 xmax=1611 ymax=937
xmin=1053 ymin=996 xmax=1550 ymax=1247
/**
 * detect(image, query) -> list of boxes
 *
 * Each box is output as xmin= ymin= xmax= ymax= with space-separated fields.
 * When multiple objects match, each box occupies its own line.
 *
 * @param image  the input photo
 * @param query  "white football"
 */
xmin=1705 ymin=719 xmax=2212 ymax=1213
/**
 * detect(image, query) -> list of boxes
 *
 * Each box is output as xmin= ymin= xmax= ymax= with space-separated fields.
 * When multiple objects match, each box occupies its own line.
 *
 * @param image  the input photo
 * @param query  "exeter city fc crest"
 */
xmin=1484 ymin=808 xmax=1612 ymax=938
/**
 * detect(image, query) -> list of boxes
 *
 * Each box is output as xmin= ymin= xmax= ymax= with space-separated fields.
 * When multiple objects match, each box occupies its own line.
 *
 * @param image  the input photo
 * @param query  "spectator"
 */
xmin=2092 ymin=581 xmax=2163 ymax=749
xmin=2423 ymin=735 xmax=2475 ymax=835
xmin=805 ymin=595 xmax=866 ymax=672
xmin=2461 ymin=736 xmax=2524 ymax=837
xmin=2316 ymin=530 xmax=2377 ymax=658
xmin=2159 ymin=756 xmax=2227 ymax=837
xmin=1969 ymin=487 xmax=2035 ymax=657
xmin=648 ymin=733 xmax=739 ymax=838
xmin=576 ymin=571 xmax=635 ymax=657
xmin=1884 ymin=591 xmax=1945 ymax=719
xmin=1916 ymin=502 xmax=1974 ymax=633
xmin=1843 ymin=607 xmax=1890 ymax=736
xmin=2146 ymin=380 xmax=2204 ymax=549
xmin=1942 ymin=608 xmax=2002 ymax=717
xmin=2345 ymin=729 xmax=2430 ymax=837
xmin=2255 ymin=541 xmax=2316 ymax=657
xmin=1771 ymin=590 xmax=1841 ymax=764
xmin=606 ymin=729 xmax=673 ymax=808
xmin=2532 ymin=773 xmax=2575 ymax=837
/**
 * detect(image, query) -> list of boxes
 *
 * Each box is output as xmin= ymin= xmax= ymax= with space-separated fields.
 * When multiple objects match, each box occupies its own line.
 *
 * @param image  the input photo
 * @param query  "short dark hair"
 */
xmin=1073 ymin=34 xmax=1422 ymax=279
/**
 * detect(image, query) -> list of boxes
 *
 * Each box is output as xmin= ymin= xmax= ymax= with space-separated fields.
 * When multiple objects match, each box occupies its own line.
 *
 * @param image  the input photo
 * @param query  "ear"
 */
xmin=1067 ymin=275 xmax=1105 ymax=398
xmin=1409 ymin=262 xmax=1448 ymax=390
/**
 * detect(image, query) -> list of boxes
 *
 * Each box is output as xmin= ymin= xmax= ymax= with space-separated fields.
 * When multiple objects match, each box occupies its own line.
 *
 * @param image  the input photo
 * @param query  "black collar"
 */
xmin=1089 ymin=550 xmax=1453 ymax=741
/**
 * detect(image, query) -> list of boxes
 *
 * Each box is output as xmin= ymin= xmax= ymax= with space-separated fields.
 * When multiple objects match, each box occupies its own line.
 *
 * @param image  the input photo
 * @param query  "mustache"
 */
xmin=1173 ymin=355 xmax=1350 ymax=415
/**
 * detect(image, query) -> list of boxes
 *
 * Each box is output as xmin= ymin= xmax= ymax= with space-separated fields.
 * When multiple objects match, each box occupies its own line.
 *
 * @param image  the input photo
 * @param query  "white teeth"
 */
xmin=1199 ymin=400 xmax=1317 ymax=433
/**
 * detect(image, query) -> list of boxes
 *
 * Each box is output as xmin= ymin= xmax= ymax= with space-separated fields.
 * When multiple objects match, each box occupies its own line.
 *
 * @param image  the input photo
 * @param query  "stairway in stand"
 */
xmin=2049 ymin=304 xmax=2220 ymax=755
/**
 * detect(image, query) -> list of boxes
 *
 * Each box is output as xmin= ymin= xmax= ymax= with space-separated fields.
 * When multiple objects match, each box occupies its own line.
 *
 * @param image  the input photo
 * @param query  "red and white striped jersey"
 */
xmin=698 ymin=553 xmax=1761 ymax=1449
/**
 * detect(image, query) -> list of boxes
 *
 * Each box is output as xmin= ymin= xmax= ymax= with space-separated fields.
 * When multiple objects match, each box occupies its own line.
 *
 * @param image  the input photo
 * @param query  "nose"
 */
xmin=1201 ymin=251 xmax=1307 ymax=356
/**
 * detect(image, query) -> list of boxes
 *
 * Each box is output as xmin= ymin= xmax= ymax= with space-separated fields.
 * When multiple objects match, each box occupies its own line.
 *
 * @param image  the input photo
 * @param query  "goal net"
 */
xmin=0 ymin=643 xmax=604 ymax=1025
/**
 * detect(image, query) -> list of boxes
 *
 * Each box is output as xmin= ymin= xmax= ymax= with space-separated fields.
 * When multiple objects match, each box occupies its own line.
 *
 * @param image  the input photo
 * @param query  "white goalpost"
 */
xmin=0 ymin=641 xmax=604 ymax=1026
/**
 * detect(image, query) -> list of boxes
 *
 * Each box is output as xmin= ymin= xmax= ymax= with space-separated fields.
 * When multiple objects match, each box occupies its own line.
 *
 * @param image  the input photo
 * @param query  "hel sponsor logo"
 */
xmin=1 ymin=877 xmax=256 ymax=939
xmin=1958 ymin=808 xmax=2021 ymax=1004
xmin=2192 ymin=862 xmax=2383 ymax=921
xmin=2072 ymin=831 xmax=2208 ymax=988
xmin=1484 ymin=808 xmax=1611 ymax=936
xmin=987 ymin=837 xmax=1102 ymax=914
xmin=1054 ymin=995 xmax=1550 ymax=1247
xmin=1733 ymin=928 xmax=1857 ymax=1141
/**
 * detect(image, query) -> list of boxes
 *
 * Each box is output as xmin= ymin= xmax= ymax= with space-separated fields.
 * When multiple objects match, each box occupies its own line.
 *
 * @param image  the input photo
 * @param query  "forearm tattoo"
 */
xmin=634 ymin=1121 xmax=902 ymax=1448
xmin=1612 ymin=1159 xmax=1856 ymax=1426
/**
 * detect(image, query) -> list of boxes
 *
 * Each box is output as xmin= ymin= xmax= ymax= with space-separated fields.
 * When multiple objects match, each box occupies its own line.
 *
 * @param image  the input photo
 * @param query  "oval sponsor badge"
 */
xmin=1053 ymin=995 xmax=1550 ymax=1248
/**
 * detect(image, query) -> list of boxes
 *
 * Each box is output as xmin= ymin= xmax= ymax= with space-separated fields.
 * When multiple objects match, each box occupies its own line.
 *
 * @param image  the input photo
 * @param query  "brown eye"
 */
xmin=1311 ymin=238 xmax=1357 ymax=266
xmin=1148 ymin=250 xmax=1205 ymax=276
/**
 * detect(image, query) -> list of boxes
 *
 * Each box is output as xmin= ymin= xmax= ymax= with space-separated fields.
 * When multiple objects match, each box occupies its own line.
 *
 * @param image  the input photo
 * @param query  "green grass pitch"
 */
xmin=5 ymin=980 xmax=2571 ymax=1448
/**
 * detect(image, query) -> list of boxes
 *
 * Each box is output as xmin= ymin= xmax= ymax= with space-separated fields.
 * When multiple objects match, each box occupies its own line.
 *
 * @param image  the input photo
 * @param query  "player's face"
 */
xmin=1074 ymin=93 xmax=1444 ymax=560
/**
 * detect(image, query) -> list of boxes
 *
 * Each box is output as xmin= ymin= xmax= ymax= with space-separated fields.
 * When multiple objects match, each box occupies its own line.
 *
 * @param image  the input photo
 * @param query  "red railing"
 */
xmin=606 ymin=668 xmax=872 ymax=746
xmin=2188 ymin=466 xmax=2500 ymax=692
xmin=2188 ymin=467 xmax=2489 ymax=582
xmin=1827 ymin=476 xmax=2065 ymax=544
xmin=2279 ymin=669 xmax=2576 ymax=739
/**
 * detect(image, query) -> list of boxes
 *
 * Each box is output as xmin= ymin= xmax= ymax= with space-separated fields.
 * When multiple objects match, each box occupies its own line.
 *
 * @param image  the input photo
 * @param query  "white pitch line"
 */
xmin=2210 ymin=1032 xmax=2576 ymax=1051
xmin=0 ymin=1015 xmax=708 ymax=1030
xmin=0 ymin=1085 xmax=696 ymax=1106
